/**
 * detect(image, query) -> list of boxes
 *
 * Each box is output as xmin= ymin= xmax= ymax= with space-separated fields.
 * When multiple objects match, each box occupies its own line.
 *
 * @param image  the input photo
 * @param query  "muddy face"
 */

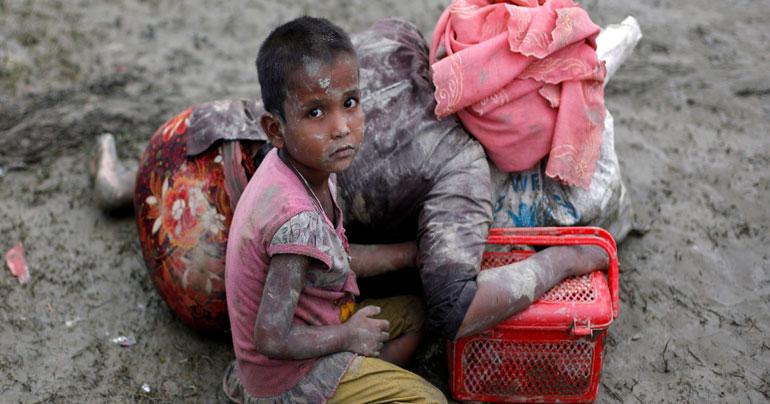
xmin=276 ymin=53 xmax=365 ymax=185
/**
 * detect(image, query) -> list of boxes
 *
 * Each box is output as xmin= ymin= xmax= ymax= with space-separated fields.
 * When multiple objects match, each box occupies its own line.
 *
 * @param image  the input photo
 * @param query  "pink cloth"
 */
xmin=225 ymin=149 xmax=359 ymax=397
xmin=429 ymin=0 xmax=606 ymax=188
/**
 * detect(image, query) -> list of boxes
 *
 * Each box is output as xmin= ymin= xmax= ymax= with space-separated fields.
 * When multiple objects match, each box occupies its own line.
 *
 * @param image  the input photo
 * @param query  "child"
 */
xmin=223 ymin=16 xmax=446 ymax=403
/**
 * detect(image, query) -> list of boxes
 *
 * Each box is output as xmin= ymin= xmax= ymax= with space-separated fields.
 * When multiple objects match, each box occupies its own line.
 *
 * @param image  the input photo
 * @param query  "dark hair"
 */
xmin=256 ymin=16 xmax=356 ymax=121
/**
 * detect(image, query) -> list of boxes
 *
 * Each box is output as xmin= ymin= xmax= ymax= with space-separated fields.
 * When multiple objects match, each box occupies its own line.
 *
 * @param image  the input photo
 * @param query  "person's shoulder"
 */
xmin=248 ymin=150 xmax=305 ymax=197
xmin=237 ymin=150 xmax=317 ymax=224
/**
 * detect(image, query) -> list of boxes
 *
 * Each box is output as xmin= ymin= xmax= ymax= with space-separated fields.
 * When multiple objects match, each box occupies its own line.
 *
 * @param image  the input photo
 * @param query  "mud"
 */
xmin=1 ymin=0 xmax=768 ymax=402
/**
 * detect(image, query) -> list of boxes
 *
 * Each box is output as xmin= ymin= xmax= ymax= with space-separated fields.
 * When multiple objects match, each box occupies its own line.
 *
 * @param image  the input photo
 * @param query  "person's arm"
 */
xmin=455 ymin=245 xmax=608 ymax=339
xmin=253 ymin=253 xmax=390 ymax=360
xmin=347 ymin=241 xmax=418 ymax=278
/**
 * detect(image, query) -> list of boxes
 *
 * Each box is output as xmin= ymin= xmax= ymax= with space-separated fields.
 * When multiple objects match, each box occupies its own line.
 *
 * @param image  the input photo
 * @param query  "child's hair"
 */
xmin=256 ymin=16 xmax=357 ymax=121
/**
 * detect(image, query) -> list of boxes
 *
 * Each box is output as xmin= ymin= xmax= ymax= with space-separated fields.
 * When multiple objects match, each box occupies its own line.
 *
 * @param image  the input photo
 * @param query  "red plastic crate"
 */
xmin=448 ymin=227 xmax=619 ymax=403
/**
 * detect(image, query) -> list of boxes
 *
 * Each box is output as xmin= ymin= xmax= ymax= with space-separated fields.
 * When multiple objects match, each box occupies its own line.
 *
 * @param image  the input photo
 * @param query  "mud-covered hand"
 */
xmin=344 ymin=305 xmax=390 ymax=357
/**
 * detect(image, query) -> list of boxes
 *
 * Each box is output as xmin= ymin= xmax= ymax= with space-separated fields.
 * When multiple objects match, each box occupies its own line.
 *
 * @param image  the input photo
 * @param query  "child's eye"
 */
xmin=344 ymin=97 xmax=358 ymax=109
xmin=307 ymin=108 xmax=323 ymax=118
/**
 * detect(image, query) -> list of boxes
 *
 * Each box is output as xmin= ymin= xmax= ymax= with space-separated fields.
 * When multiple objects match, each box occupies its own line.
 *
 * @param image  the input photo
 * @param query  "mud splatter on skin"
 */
xmin=253 ymin=254 xmax=356 ymax=360
xmin=297 ymin=54 xmax=359 ymax=95
xmin=253 ymin=255 xmax=305 ymax=357
xmin=458 ymin=260 xmax=545 ymax=337
xmin=251 ymin=207 xmax=388 ymax=359
xmin=457 ymin=246 xmax=591 ymax=338
xmin=344 ymin=305 xmax=389 ymax=356
xmin=302 ymin=57 xmax=322 ymax=78
xmin=3 ymin=4 xmax=768 ymax=402
xmin=348 ymin=241 xmax=418 ymax=277
xmin=276 ymin=53 xmax=365 ymax=188
xmin=477 ymin=261 xmax=540 ymax=304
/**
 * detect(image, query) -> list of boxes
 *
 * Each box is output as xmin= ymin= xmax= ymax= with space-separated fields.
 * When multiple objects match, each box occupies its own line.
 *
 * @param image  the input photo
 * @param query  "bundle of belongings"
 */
xmin=429 ymin=0 xmax=641 ymax=239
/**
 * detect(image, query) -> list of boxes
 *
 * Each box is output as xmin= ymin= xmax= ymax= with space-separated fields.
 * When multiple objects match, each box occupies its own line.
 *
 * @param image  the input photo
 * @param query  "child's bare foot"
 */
xmin=569 ymin=245 xmax=609 ymax=277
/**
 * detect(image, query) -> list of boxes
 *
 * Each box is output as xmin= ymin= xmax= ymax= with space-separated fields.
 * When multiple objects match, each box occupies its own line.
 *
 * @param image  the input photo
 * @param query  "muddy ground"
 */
xmin=1 ymin=0 xmax=768 ymax=402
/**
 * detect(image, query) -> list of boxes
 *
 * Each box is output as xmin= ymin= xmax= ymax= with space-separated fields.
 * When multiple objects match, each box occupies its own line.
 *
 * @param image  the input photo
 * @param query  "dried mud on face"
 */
xmin=1 ymin=0 xmax=769 ymax=402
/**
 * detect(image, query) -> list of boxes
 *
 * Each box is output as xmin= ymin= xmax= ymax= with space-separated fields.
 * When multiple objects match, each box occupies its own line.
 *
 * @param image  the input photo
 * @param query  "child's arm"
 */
xmin=455 ymin=245 xmax=608 ymax=338
xmin=348 ymin=241 xmax=418 ymax=278
xmin=253 ymin=253 xmax=390 ymax=360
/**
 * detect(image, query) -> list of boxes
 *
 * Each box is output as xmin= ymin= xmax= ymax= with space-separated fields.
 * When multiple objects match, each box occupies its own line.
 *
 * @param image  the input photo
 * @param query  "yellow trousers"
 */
xmin=357 ymin=295 xmax=426 ymax=338
xmin=328 ymin=356 xmax=447 ymax=404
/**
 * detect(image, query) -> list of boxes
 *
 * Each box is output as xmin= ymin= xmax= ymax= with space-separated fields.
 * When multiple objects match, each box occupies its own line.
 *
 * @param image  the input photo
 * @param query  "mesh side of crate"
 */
xmin=481 ymin=254 xmax=597 ymax=303
xmin=481 ymin=253 xmax=529 ymax=269
xmin=541 ymin=274 xmax=596 ymax=302
xmin=462 ymin=338 xmax=594 ymax=397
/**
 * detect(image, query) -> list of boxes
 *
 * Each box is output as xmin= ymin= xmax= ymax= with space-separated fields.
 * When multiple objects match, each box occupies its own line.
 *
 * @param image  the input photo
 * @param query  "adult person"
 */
xmin=95 ymin=17 xmax=608 ymax=338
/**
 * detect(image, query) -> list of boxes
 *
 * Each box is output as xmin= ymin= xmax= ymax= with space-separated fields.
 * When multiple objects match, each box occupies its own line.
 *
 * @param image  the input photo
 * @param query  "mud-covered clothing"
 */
xmin=187 ymin=19 xmax=493 ymax=340
xmin=340 ymin=18 xmax=492 ymax=339
xmin=224 ymin=148 xmax=358 ymax=400
xmin=185 ymin=99 xmax=266 ymax=157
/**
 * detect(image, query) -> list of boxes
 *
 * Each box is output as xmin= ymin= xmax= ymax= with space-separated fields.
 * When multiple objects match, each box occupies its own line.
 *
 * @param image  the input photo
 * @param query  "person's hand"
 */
xmin=570 ymin=246 xmax=609 ymax=277
xmin=344 ymin=306 xmax=390 ymax=357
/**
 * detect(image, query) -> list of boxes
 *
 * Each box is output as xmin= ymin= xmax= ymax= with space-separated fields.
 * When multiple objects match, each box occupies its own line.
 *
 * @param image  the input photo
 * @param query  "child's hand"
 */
xmin=344 ymin=305 xmax=390 ymax=357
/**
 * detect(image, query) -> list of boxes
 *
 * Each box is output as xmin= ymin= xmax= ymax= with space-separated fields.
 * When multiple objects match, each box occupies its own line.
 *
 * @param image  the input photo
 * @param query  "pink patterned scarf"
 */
xmin=430 ymin=0 xmax=606 ymax=188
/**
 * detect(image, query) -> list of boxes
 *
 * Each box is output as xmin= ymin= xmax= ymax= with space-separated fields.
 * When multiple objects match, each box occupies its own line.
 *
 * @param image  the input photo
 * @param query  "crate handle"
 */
xmin=486 ymin=227 xmax=619 ymax=319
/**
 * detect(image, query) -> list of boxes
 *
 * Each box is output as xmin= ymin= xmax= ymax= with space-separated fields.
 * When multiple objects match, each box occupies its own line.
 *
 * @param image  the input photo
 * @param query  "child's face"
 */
xmin=277 ymin=53 xmax=364 ymax=178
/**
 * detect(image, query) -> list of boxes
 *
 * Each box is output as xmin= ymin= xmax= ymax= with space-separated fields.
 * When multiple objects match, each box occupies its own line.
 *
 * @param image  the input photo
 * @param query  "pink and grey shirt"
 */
xmin=224 ymin=148 xmax=358 ymax=401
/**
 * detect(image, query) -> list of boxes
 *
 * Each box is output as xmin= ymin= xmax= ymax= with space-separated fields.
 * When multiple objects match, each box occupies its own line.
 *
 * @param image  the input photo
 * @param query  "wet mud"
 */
xmin=1 ymin=0 xmax=768 ymax=402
